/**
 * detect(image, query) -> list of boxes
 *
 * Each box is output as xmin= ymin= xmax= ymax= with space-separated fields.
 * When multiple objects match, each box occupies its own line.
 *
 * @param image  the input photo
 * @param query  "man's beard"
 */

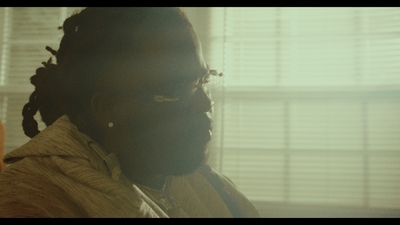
xmin=117 ymin=113 xmax=211 ymax=176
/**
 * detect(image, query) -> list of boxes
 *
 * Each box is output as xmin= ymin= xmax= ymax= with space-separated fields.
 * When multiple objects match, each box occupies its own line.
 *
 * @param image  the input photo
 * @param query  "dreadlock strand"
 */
xmin=22 ymin=46 xmax=63 ymax=137
xmin=22 ymin=91 xmax=41 ymax=138
xmin=45 ymin=46 xmax=57 ymax=56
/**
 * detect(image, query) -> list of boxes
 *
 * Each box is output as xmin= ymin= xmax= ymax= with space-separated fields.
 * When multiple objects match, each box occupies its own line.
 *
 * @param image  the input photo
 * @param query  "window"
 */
xmin=205 ymin=7 xmax=400 ymax=215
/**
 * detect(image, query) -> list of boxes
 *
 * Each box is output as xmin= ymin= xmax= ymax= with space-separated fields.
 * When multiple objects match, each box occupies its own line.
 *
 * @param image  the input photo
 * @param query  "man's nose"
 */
xmin=187 ymin=85 xmax=213 ymax=114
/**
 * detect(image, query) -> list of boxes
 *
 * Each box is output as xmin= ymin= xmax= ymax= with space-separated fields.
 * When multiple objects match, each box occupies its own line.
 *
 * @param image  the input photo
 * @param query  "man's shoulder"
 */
xmin=0 ymin=155 xmax=160 ymax=218
xmin=0 ymin=156 xmax=87 ymax=217
xmin=0 ymin=155 xmax=66 ymax=184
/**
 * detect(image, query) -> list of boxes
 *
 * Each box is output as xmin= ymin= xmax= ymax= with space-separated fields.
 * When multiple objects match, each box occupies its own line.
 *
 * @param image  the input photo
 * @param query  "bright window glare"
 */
xmin=209 ymin=7 xmax=400 ymax=88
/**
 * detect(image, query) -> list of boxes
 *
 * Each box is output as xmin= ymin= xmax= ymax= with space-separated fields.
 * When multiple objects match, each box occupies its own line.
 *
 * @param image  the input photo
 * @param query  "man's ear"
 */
xmin=91 ymin=93 xmax=115 ymax=126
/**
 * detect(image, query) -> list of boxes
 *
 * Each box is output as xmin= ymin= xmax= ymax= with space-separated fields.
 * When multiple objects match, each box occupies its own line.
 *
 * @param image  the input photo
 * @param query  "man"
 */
xmin=0 ymin=7 xmax=260 ymax=217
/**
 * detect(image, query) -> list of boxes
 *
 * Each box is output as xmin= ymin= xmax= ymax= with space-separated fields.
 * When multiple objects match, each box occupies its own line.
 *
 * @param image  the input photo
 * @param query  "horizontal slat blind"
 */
xmin=208 ymin=7 xmax=400 ymax=88
xmin=206 ymin=7 xmax=400 ymax=210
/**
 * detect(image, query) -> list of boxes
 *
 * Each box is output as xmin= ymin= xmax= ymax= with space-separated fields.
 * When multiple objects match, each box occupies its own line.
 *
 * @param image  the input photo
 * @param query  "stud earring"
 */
xmin=108 ymin=122 xmax=114 ymax=128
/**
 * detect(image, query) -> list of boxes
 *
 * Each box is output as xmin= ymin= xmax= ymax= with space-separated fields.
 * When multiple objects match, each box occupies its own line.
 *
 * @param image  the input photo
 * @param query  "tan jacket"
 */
xmin=0 ymin=115 xmax=260 ymax=218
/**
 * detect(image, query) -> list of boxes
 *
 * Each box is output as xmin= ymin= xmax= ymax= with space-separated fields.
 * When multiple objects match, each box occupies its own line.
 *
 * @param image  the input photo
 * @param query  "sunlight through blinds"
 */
xmin=206 ymin=7 xmax=400 ymax=209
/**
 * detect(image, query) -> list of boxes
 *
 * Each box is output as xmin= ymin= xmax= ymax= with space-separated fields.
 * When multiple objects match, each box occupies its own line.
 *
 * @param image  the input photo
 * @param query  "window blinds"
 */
xmin=206 ymin=7 xmax=400 ymax=210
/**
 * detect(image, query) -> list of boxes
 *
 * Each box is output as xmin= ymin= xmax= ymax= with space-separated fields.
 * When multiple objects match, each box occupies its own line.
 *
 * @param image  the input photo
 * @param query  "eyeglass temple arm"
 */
xmin=209 ymin=70 xmax=224 ymax=77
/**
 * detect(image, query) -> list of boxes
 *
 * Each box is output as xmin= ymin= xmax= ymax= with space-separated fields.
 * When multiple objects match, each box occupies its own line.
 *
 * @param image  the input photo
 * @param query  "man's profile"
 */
xmin=0 ymin=7 xmax=260 ymax=217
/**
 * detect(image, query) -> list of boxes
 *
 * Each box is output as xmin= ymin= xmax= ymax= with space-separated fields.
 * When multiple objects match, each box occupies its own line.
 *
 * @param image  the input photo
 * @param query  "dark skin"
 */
xmin=91 ymin=26 xmax=213 ymax=189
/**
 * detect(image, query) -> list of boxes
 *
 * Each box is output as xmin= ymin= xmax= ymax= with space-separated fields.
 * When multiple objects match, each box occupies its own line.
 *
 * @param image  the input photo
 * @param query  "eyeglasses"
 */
xmin=97 ymin=69 xmax=223 ymax=104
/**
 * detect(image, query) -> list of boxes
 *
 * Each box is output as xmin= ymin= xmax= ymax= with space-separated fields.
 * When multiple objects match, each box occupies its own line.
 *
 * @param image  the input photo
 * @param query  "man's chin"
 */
xmin=145 ymin=143 xmax=209 ymax=176
xmin=123 ymin=121 xmax=211 ymax=176
xmin=161 ymin=152 xmax=209 ymax=176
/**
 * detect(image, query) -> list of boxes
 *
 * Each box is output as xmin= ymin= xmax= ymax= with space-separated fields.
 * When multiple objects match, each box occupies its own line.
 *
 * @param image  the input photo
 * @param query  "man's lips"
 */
xmin=194 ymin=117 xmax=213 ymax=143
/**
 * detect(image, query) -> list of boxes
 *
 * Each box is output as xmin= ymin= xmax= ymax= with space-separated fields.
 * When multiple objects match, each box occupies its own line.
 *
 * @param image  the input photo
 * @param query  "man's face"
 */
xmin=96 ymin=27 xmax=214 ymax=176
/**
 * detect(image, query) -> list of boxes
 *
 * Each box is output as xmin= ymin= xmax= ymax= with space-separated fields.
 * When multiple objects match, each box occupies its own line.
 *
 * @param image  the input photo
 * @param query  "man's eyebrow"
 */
xmin=185 ymin=66 xmax=210 ymax=81
xmin=198 ymin=64 xmax=211 ymax=77
xmin=205 ymin=64 xmax=211 ymax=75
xmin=162 ymin=65 xmax=210 ymax=85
